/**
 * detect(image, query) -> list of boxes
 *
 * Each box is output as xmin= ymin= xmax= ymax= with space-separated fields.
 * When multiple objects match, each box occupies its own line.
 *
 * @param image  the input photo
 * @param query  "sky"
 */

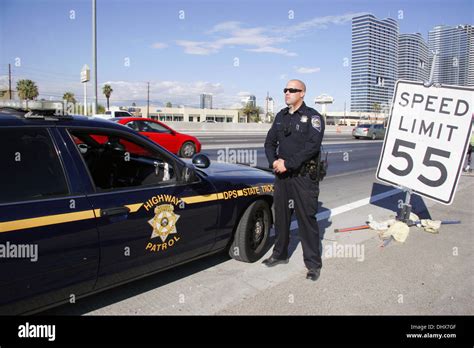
xmin=0 ymin=0 xmax=473 ymax=112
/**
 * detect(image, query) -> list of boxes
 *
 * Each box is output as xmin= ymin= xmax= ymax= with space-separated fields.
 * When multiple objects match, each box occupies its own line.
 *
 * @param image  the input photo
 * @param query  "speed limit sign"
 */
xmin=377 ymin=80 xmax=474 ymax=205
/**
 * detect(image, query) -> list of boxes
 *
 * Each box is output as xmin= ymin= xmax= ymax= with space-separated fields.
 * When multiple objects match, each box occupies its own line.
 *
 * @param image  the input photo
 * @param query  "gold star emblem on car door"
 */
xmin=148 ymin=204 xmax=180 ymax=242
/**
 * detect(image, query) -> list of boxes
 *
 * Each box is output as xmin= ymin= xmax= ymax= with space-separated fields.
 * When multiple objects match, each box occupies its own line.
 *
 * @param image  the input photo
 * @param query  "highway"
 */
xmin=195 ymin=132 xmax=383 ymax=176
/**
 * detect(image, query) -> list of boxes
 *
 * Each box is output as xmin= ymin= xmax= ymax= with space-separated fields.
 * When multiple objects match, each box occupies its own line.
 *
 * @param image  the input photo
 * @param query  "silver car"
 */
xmin=352 ymin=123 xmax=386 ymax=140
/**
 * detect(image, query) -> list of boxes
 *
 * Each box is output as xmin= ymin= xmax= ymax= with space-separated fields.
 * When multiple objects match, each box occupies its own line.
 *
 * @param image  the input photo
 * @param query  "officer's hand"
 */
xmin=275 ymin=159 xmax=287 ymax=173
xmin=272 ymin=160 xmax=279 ymax=170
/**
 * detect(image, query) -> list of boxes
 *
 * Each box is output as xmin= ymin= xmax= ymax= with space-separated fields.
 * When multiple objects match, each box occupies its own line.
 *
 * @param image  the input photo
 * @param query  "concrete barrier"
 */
xmin=164 ymin=122 xmax=354 ymax=134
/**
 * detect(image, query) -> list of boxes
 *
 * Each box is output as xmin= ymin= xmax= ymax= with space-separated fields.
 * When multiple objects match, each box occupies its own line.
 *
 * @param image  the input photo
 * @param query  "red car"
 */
xmin=112 ymin=117 xmax=201 ymax=158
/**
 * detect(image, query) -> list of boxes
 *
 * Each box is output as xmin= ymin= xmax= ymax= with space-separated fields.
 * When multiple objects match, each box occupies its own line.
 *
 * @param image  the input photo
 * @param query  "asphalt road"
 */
xmin=196 ymin=132 xmax=355 ymax=146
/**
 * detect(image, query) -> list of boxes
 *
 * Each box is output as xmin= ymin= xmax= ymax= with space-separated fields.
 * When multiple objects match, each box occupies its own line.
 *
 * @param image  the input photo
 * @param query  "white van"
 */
xmin=93 ymin=110 xmax=133 ymax=120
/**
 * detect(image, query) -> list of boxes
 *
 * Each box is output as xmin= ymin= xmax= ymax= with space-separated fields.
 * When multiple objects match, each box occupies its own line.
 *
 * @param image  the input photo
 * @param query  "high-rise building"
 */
xmin=351 ymin=14 xmax=399 ymax=113
xmin=428 ymin=24 xmax=473 ymax=86
xmin=398 ymin=33 xmax=432 ymax=83
xmin=264 ymin=94 xmax=274 ymax=122
xmin=264 ymin=95 xmax=274 ymax=114
xmin=241 ymin=95 xmax=256 ymax=107
xmin=466 ymin=25 xmax=474 ymax=86
xmin=200 ymin=93 xmax=213 ymax=109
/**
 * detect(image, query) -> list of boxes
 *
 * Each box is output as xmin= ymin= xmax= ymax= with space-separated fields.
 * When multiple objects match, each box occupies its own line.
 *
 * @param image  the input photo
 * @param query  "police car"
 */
xmin=0 ymin=107 xmax=275 ymax=315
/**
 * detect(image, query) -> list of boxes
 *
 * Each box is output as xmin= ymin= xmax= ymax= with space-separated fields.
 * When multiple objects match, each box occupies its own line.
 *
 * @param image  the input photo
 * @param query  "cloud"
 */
xmin=13 ymin=75 xmax=244 ymax=109
xmin=237 ymin=91 xmax=252 ymax=97
xmin=175 ymin=13 xmax=364 ymax=56
xmin=176 ymin=21 xmax=293 ymax=56
xmin=295 ymin=66 xmax=321 ymax=74
xmin=207 ymin=21 xmax=242 ymax=34
xmin=0 ymin=75 xmax=8 ymax=89
xmin=175 ymin=40 xmax=220 ymax=55
xmin=151 ymin=42 xmax=168 ymax=49
xmin=97 ymin=80 xmax=246 ymax=109
xmin=277 ymin=12 xmax=368 ymax=35
xmin=246 ymin=46 xmax=297 ymax=57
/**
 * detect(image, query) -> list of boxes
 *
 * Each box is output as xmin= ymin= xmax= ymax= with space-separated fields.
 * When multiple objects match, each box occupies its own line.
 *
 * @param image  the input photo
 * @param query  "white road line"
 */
xmin=289 ymin=187 xmax=402 ymax=230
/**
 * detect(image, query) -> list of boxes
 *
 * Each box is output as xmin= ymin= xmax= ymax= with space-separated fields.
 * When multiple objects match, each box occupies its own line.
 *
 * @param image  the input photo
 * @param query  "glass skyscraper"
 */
xmin=428 ymin=24 xmax=473 ymax=87
xmin=398 ymin=33 xmax=432 ymax=83
xmin=351 ymin=14 xmax=399 ymax=113
xmin=200 ymin=93 xmax=213 ymax=109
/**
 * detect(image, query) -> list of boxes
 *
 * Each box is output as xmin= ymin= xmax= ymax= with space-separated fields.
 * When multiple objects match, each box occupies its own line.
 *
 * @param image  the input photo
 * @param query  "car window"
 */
xmin=125 ymin=121 xmax=140 ymax=131
xmin=115 ymin=111 xmax=131 ymax=117
xmin=358 ymin=124 xmax=371 ymax=128
xmin=68 ymin=129 xmax=176 ymax=191
xmin=0 ymin=128 xmax=69 ymax=204
xmin=141 ymin=121 xmax=170 ymax=133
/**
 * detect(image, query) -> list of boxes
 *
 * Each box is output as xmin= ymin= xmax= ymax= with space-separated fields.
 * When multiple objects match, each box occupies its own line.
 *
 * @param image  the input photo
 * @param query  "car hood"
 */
xmin=182 ymin=159 xmax=274 ymax=178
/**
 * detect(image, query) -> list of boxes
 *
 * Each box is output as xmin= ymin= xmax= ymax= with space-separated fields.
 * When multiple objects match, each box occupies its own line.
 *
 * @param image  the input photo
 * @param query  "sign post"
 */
xmin=81 ymin=64 xmax=90 ymax=116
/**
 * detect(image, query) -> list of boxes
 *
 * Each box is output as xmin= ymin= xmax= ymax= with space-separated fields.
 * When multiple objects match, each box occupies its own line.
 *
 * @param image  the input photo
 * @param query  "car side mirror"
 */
xmin=192 ymin=153 xmax=210 ymax=169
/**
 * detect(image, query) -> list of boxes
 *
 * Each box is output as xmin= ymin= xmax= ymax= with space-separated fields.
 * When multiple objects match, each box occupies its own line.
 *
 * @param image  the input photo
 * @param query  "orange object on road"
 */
xmin=334 ymin=225 xmax=370 ymax=233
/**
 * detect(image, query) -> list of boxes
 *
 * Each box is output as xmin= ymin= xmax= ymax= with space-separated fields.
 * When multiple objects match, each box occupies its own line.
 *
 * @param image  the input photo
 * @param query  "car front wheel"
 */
xmin=371 ymin=133 xmax=377 ymax=140
xmin=179 ymin=141 xmax=196 ymax=158
xmin=229 ymin=200 xmax=271 ymax=263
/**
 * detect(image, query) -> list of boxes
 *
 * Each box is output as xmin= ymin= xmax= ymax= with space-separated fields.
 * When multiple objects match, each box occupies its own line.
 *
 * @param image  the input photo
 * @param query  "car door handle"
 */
xmin=101 ymin=206 xmax=130 ymax=217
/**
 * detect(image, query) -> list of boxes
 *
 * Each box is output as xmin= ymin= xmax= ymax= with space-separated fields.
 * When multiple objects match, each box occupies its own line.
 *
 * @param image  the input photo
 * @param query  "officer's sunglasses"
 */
xmin=283 ymin=88 xmax=302 ymax=94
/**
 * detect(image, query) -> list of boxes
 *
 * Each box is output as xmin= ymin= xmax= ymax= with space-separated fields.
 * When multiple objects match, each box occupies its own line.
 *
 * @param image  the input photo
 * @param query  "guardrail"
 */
xmin=164 ymin=122 xmax=354 ymax=134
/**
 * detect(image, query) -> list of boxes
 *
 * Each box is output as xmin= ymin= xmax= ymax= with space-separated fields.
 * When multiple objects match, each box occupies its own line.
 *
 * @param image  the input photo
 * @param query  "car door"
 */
xmin=138 ymin=120 xmax=179 ymax=154
xmin=59 ymin=126 xmax=218 ymax=289
xmin=0 ymin=127 xmax=100 ymax=314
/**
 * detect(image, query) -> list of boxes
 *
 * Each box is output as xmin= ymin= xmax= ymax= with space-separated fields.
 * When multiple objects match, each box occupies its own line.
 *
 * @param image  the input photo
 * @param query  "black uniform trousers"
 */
xmin=272 ymin=172 xmax=322 ymax=270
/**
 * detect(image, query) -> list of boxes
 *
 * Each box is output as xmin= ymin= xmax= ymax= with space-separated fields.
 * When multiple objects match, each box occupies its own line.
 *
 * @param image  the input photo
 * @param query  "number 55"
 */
xmin=387 ymin=139 xmax=450 ymax=187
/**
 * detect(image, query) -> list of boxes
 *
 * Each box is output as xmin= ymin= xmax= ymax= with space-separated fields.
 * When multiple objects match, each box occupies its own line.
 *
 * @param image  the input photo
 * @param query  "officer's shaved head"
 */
xmin=288 ymin=79 xmax=306 ymax=92
xmin=285 ymin=79 xmax=306 ymax=110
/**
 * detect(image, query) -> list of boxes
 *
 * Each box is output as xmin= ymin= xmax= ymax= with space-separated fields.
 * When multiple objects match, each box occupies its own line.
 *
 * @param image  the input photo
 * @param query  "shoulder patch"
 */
xmin=311 ymin=115 xmax=321 ymax=132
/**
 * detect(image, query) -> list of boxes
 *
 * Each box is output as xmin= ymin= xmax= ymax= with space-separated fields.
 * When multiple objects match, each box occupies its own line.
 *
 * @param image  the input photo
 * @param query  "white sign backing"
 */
xmin=377 ymin=80 xmax=473 ymax=205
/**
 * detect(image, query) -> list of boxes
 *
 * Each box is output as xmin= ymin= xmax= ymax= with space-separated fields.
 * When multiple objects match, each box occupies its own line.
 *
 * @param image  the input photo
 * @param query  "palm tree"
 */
xmin=372 ymin=103 xmax=381 ymax=115
xmin=63 ymin=92 xmax=76 ymax=104
xmin=16 ymin=79 xmax=39 ymax=109
xmin=102 ymin=84 xmax=113 ymax=110
xmin=241 ymin=103 xmax=261 ymax=123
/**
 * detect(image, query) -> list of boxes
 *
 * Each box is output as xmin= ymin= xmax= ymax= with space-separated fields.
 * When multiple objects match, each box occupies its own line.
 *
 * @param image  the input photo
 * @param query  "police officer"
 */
xmin=263 ymin=79 xmax=325 ymax=281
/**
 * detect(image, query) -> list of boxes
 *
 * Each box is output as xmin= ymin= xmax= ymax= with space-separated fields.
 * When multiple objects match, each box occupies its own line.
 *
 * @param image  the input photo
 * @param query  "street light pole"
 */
xmin=92 ymin=0 xmax=98 ymax=115
xmin=147 ymin=82 xmax=150 ymax=117
xmin=8 ymin=64 xmax=12 ymax=100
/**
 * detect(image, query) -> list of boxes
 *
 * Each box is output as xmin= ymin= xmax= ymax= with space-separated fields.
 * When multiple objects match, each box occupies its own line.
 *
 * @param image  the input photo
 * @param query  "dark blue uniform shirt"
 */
xmin=264 ymin=101 xmax=325 ymax=171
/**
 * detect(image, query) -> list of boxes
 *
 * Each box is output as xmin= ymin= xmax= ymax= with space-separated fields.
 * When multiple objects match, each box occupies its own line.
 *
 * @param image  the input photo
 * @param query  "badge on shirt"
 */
xmin=300 ymin=115 xmax=308 ymax=123
xmin=311 ymin=115 xmax=321 ymax=132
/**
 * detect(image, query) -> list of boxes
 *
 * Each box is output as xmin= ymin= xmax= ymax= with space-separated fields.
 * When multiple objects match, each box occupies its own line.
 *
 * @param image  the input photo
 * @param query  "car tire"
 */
xmin=229 ymin=200 xmax=271 ymax=263
xmin=179 ymin=141 xmax=196 ymax=158
xmin=371 ymin=133 xmax=376 ymax=140
xmin=354 ymin=136 xmax=359 ymax=139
